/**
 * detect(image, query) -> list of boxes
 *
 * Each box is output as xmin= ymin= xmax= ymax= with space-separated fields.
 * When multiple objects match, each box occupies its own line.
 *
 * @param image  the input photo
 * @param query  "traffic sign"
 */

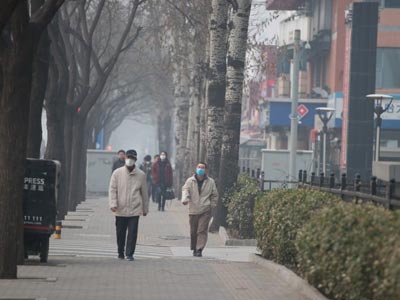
xmin=297 ymin=104 xmax=309 ymax=117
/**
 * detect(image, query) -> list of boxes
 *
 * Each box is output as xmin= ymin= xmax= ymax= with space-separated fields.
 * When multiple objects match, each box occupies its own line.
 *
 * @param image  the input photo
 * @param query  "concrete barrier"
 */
xmin=219 ymin=226 xmax=257 ymax=246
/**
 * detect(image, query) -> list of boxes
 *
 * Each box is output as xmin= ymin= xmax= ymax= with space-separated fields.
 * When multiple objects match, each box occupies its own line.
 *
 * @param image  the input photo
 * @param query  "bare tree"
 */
xmin=205 ymin=0 xmax=228 ymax=180
xmin=215 ymin=0 xmax=252 ymax=228
xmin=27 ymin=1 xmax=52 ymax=158
xmin=0 ymin=0 xmax=65 ymax=279
xmin=52 ymin=0 xmax=144 ymax=211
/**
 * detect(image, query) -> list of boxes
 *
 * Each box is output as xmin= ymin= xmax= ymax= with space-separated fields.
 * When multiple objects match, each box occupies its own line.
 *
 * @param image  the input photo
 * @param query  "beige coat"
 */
xmin=109 ymin=166 xmax=149 ymax=217
xmin=181 ymin=175 xmax=218 ymax=215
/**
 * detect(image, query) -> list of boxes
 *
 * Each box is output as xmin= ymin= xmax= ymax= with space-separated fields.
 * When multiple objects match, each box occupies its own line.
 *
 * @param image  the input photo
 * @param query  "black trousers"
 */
xmin=151 ymin=183 xmax=157 ymax=202
xmin=115 ymin=216 xmax=139 ymax=257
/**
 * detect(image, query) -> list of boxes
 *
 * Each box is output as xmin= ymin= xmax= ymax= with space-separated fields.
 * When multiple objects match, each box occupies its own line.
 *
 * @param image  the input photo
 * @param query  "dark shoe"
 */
xmin=158 ymin=206 xmax=161 ymax=211
xmin=195 ymin=249 xmax=202 ymax=257
xmin=126 ymin=256 xmax=134 ymax=261
xmin=161 ymin=207 xmax=165 ymax=212
xmin=193 ymin=250 xmax=197 ymax=256
xmin=118 ymin=254 xmax=124 ymax=260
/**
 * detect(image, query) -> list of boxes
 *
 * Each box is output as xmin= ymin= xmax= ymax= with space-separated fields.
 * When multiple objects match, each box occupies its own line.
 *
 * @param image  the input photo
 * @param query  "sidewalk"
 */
xmin=0 ymin=197 xmax=313 ymax=300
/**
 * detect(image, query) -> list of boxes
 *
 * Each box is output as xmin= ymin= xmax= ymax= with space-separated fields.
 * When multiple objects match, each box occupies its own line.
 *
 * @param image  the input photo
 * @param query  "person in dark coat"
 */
xmin=151 ymin=151 xmax=173 ymax=211
xmin=151 ymin=155 xmax=160 ymax=202
xmin=112 ymin=149 xmax=126 ymax=173
xmin=140 ymin=155 xmax=153 ymax=201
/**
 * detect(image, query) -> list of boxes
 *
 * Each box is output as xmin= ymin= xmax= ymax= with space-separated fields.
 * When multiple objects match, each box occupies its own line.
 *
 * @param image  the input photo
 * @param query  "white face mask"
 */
xmin=160 ymin=155 xmax=166 ymax=160
xmin=125 ymin=159 xmax=135 ymax=167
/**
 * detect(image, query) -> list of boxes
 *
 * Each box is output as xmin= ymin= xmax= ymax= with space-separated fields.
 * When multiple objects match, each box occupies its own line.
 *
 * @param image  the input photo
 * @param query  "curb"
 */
xmin=219 ymin=226 xmax=257 ymax=246
xmin=249 ymin=253 xmax=330 ymax=300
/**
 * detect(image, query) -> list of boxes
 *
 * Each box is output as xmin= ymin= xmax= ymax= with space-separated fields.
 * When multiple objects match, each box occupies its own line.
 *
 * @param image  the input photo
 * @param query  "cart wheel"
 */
xmin=40 ymin=236 xmax=49 ymax=263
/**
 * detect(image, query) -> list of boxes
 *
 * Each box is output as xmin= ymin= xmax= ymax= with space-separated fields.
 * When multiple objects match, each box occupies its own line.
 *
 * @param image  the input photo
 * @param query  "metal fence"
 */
xmin=239 ymin=166 xmax=400 ymax=210
xmin=240 ymin=166 xmax=298 ymax=191
xmin=298 ymin=170 xmax=400 ymax=210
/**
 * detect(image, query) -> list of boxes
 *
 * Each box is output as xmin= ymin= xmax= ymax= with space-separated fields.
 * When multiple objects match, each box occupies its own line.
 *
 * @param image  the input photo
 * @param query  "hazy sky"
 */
xmin=109 ymin=119 xmax=158 ymax=162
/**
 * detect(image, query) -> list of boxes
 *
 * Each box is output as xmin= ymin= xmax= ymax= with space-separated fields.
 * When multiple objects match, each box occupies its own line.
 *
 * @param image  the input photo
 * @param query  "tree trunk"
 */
xmin=44 ymin=17 xmax=70 ymax=218
xmin=104 ymin=124 xmax=112 ymax=149
xmin=0 ymin=2 xmax=36 ymax=279
xmin=186 ymin=59 xmax=201 ymax=172
xmin=215 ymin=0 xmax=251 ymax=228
xmin=67 ymin=115 xmax=86 ymax=210
xmin=174 ymin=66 xmax=190 ymax=199
xmin=206 ymin=0 xmax=228 ymax=180
xmin=27 ymin=28 xmax=50 ymax=158
xmin=158 ymin=112 xmax=172 ymax=155
xmin=45 ymin=61 xmax=68 ymax=217
xmin=63 ymin=109 xmax=74 ymax=210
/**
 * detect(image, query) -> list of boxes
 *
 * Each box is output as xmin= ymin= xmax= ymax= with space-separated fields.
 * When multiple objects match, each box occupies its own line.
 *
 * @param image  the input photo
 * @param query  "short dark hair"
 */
xmin=197 ymin=162 xmax=208 ymax=169
xmin=144 ymin=155 xmax=151 ymax=161
xmin=126 ymin=149 xmax=137 ymax=158
xmin=117 ymin=149 xmax=125 ymax=154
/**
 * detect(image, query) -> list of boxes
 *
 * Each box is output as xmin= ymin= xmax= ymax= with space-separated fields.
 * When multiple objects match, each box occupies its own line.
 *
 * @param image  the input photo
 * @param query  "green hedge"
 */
xmin=225 ymin=174 xmax=260 ymax=239
xmin=296 ymin=203 xmax=400 ymax=300
xmin=254 ymin=188 xmax=340 ymax=270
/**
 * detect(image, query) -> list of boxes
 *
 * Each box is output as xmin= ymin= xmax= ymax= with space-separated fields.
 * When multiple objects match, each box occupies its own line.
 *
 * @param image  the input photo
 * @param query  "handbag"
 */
xmin=164 ymin=187 xmax=175 ymax=200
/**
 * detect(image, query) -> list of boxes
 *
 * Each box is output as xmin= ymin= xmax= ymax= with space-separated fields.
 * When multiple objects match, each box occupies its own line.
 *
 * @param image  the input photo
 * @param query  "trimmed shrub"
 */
xmin=225 ymin=174 xmax=260 ymax=239
xmin=379 ymin=240 xmax=400 ymax=299
xmin=254 ymin=188 xmax=340 ymax=270
xmin=296 ymin=203 xmax=400 ymax=300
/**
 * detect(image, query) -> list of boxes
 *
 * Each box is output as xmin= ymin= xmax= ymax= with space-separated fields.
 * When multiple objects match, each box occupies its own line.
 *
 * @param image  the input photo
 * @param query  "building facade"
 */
xmin=264 ymin=0 xmax=400 ymax=175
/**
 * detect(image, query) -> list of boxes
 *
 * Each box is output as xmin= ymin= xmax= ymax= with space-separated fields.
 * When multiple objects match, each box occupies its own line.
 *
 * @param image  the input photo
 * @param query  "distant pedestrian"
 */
xmin=140 ymin=155 xmax=153 ymax=201
xmin=151 ymin=151 xmax=173 ymax=211
xmin=151 ymin=155 xmax=160 ymax=202
xmin=109 ymin=149 xmax=149 ymax=261
xmin=181 ymin=162 xmax=218 ymax=257
xmin=112 ymin=149 xmax=126 ymax=173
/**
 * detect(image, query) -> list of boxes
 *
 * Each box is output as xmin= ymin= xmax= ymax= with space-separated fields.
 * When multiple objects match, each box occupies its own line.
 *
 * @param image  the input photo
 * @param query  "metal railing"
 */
xmin=240 ymin=166 xmax=298 ymax=191
xmin=298 ymin=170 xmax=400 ymax=210
xmin=239 ymin=166 xmax=400 ymax=210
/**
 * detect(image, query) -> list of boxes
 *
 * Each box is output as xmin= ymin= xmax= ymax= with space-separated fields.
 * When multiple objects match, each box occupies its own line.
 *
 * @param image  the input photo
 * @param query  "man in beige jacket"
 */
xmin=182 ymin=162 xmax=218 ymax=257
xmin=109 ymin=149 xmax=149 ymax=261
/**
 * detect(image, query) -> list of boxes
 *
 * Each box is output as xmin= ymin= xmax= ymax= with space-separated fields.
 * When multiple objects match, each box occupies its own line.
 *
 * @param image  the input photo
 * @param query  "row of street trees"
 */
xmin=0 ymin=0 xmax=253 ymax=278
xmin=152 ymin=0 xmax=252 ymax=229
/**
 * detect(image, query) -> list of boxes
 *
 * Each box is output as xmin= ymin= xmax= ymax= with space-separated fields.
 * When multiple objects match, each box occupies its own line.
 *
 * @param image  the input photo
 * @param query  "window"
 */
xmin=381 ymin=0 xmax=400 ymax=8
xmin=376 ymin=48 xmax=400 ymax=89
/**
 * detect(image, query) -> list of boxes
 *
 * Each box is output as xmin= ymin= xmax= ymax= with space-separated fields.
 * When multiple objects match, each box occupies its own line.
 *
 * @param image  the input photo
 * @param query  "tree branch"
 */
xmin=165 ymin=0 xmax=199 ymax=27
xmin=226 ymin=0 xmax=239 ymax=11
xmin=88 ymin=0 xmax=106 ymax=40
xmin=31 ymin=0 xmax=66 ymax=29
xmin=119 ymin=26 xmax=142 ymax=53
xmin=0 ymin=0 xmax=20 ymax=33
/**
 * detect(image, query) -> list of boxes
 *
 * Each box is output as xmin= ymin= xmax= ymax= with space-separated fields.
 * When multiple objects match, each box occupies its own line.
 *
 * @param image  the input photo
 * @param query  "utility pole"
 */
xmin=288 ymin=29 xmax=300 ymax=185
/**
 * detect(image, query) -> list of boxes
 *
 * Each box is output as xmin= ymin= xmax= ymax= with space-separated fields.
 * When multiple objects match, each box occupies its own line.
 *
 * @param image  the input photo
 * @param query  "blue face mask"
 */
xmin=196 ymin=168 xmax=205 ymax=176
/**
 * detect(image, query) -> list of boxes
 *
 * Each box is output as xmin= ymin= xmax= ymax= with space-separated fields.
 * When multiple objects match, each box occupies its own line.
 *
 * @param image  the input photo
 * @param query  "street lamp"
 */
xmin=366 ymin=94 xmax=393 ymax=161
xmin=288 ymin=29 xmax=301 ymax=185
xmin=315 ymin=107 xmax=335 ymax=174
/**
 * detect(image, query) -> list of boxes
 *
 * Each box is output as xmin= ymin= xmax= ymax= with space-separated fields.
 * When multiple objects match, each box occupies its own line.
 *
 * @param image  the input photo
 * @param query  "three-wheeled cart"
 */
xmin=23 ymin=159 xmax=60 ymax=263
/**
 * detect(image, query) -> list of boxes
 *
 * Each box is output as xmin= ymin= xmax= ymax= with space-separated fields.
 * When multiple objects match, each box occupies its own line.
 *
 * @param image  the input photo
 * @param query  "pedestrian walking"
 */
xmin=181 ymin=162 xmax=218 ymax=257
xmin=140 ymin=155 xmax=153 ymax=201
xmin=112 ymin=149 xmax=126 ymax=173
xmin=109 ymin=149 xmax=149 ymax=261
xmin=151 ymin=151 xmax=173 ymax=211
xmin=151 ymin=155 xmax=160 ymax=203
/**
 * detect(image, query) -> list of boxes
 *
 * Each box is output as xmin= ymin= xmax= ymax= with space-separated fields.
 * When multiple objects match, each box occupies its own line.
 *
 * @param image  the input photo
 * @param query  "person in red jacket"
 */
xmin=152 ymin=151 xmax=173 ymax=211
